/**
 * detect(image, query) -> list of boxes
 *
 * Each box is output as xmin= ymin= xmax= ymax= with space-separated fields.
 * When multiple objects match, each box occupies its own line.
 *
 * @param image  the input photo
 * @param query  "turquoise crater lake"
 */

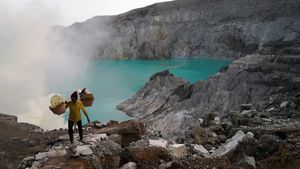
xmin=57 ymin=57 xmax=231 ymax=123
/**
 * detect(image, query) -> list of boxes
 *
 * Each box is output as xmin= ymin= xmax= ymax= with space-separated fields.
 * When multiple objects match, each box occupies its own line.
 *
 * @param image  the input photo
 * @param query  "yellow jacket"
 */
xmin=66 ymin=100 xmax=89 ymax=122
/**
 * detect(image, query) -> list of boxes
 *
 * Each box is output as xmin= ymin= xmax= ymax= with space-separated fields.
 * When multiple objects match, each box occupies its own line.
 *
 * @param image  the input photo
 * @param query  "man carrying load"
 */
xmin=66 ymin=91 xmax=91 ymax=144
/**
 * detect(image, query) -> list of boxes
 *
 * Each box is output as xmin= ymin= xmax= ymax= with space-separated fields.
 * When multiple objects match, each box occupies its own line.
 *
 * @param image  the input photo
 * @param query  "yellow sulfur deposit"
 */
xmin=50 ymin=95 xmax=65 ymax=108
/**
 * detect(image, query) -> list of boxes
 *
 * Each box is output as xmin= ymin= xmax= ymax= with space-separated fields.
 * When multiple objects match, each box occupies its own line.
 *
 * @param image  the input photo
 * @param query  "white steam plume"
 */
xmin=0 ymin=1 xmax=89 ymax=130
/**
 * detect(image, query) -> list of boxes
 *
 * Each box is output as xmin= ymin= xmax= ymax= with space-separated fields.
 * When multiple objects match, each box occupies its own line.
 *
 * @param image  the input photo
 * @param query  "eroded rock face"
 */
xmin=118 ymin=54 xmax=300 ymax=138
xmin=117 ymin=70 xmax=193 ymax=137
xmin=50 ymin=0 xmax=300 ymax=60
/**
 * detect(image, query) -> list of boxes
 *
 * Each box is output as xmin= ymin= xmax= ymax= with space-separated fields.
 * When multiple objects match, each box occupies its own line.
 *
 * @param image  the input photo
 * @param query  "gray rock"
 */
xmin=261 ymin=118 xmax=272 ymax=122
xmin=95 ymin=140 xmax=122 ymax=156
xmin=209 ymin=132 xmax=218 ymax=138
xmin=240 ymin=110 xmax=256 ymax=118
xmin=236 ymin=154 xmax=256 ymax=169
xmin=229 ymin=132 xmax=257 ymax=162
xmin=83 ymin=133 xmax=108 ymax=148
xmin=209 ymin=149 xmax=215 ymax=154
xmin=283 ymin=32 xmax=299 ymax=42
xmin=73 ymin=145 xmax=93 ymax=156
xmin=280 ymin=101 xmax=289 ymax=108
xmin=245 ymin=132 xmax=255 ymax=139
xmin=35 ymin=149 xmax=68 ymax=160
xmin=167 ymin=144 xmax=187 ymax=158
xmin=149 ymin=139 xmax=168 ymax=148
xmin=119 ymin=162 xmax=137 ymax=169
xmin=18 ymin=156 xmax=35 ymax=169
xmin=240 ymin=104 xmax=252 ymax=111
xmin=192 ymin=144 xmax=209 ymax=158
xmin=211 ymin=130 xmax=245 ymax=157
xmin=267 ymin=107 xmax=275 ymax=112
xmin=198 ymin=118 xmax=204 ymax=125
xmin=108 ymin=134 xmax=122 ymax=145
xmin=245 ymin=156 xmax=256 ymax=169
xmin=159 ymin=162 xmax=173 ymax=169
xmin=203 ymin=112 xmax=219 ymax=127
xmin=146 ymin=129 xmax=162 ymax=139
xmin=212 ymin=117 xmax=221 ymax=125
xmin=257 ymin=134 xmax=278 ymax=159
xmin=129 ymin=138 xmax=150 ymax=147
xmin=218 ymin=135 xmax=228 ymax=143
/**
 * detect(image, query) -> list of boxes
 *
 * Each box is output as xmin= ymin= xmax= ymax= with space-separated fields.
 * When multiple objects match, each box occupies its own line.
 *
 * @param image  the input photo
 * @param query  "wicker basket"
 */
xmin=49 ymin=103 xmax=67 ymax=115
xmin=80 ymin=93 xmax=94 ymax=107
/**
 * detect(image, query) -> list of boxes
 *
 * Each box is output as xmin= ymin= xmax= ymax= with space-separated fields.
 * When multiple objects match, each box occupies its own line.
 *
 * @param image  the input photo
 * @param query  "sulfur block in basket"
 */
xmin=49 ymin=95 xmax=67 ymax=115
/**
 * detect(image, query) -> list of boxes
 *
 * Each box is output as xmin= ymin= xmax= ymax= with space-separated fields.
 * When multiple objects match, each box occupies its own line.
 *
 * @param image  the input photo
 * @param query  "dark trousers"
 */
xmin=68 ymin=120 xmax=83 ymax=143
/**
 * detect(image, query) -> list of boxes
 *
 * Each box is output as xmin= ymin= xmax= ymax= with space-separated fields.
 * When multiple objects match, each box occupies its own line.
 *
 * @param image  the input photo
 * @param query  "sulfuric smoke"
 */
xmin=0 ymin=1 xmax=90 ymax=130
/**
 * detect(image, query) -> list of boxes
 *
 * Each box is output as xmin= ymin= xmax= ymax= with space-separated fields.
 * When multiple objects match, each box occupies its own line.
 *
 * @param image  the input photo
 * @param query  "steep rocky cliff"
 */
xmin=51 ymin=0 xmax=300 ymax=59
xmin=118 ymin=51 xmax=300 ymax=138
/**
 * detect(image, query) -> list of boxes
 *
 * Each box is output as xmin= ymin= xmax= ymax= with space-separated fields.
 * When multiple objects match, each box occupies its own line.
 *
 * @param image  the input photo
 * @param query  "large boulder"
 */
xmin=192 ymin=144 xmax=210 ymax=158
xmin=190 ymin=127 xmax=220 ymax=147
xmin=149 ymin=139 xmax=168 ymax=148
xmin=211 ymin=130 xmax=246 ymax=157
xmin=167 ymin=144 xmax=187 ymax=158
xmin=125 ymin=146 xmax=172 ymax=168
xmin=73 ymin=145 xmax=93 ymax=156
xmin=95 ymin=120 xmax=146 ymax=146
xmin=256 ymin=134 xmax=279 ymax=159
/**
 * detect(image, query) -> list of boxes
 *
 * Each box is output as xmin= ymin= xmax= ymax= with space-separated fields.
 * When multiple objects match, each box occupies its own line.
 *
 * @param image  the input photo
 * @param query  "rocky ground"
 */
xmin=0 ymin=113 xmax=65 ymax=169
xmin=1 ymin=106 xmax=300 ymax=169
xmin=0 ymin=113 xmax=146 ymax=169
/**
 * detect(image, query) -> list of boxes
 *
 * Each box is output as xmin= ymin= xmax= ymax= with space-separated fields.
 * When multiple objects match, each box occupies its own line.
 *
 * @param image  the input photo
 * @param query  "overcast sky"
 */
xmin=2 ymin=0 xmax=172 ymax=26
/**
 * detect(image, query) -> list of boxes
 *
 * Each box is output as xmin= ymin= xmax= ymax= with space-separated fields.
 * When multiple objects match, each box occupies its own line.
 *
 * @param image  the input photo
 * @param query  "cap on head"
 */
xmin=71 ymin=91 xmax=78 ymax=99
